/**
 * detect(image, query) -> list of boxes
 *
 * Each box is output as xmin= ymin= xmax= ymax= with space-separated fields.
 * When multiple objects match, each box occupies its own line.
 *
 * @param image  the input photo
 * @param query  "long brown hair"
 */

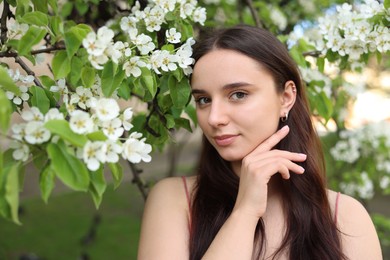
xmin=189 ymin=25 xmax=346 ymax=260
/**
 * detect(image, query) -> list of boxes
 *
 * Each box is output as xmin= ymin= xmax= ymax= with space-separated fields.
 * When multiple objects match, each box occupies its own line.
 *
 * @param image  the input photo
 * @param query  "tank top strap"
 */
xmin=334 ymin=192 xmax=341 ymax=224
xmin=181 ymin=176 xmax=192 ymax=232
xmin=181 ymin=176 xmax=191 ymax=211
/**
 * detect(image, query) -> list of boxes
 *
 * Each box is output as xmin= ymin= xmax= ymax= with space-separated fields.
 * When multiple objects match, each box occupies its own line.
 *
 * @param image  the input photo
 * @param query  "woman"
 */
xmin=137 ymin=25 xmax=382 ymax=260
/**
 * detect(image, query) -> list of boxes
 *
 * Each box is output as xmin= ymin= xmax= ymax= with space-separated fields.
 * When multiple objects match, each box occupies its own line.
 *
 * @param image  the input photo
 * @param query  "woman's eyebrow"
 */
xmin=191 ymin=82 xmax=252 ymax=95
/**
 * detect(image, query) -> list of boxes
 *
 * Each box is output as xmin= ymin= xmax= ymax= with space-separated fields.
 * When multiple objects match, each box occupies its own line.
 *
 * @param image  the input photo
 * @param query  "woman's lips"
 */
xmin=214 ymin=135 xmax=238 ymax=146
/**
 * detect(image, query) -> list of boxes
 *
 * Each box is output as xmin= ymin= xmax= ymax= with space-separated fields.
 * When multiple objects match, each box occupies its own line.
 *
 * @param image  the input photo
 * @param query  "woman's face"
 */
xmin=191 ymin=49 xmax=285 ymax=163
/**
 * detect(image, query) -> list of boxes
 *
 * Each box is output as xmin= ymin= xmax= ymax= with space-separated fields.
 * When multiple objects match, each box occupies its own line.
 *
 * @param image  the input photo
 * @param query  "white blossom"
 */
xmin=340 ymin=172 xmax=374 ymax=200
xmin=160 ymin=50 xmax=178 ymax=72
xmin=44 ymin=108 xmax=64 ymax=122
xmin=154 ymin=0 xmax=176 ymax=12
xmin=134 ymin=34 xmax=156 ymax=55
xmin=102 ymin=118 xmax=124 ymax=140
xmin=122 ymin=107 xmax=134 ymax=131
xmin=6 ymin=85 xmax=29 ymax=105
xmin=166 ymin=28 xmax=181 ymax=44
xmin=11 ymin=123 xmax=27 ymax=141
xmin=9 ymin=141 xmax=29 ymax=162
xmin=21 ymin=107 xmax=44 ymax=122
xmin=92 ymin=98 xmax=120 ymax=122
xmin=69 ymin=110 xmax=94 ymax=134
xmin=269 ymin=7 xmax=287 ymax=31
xmin=83 ymin=141 xmax=106 ymax=171
xmin=50 ymin=79 xmax=69 ymax=96
xmin=123 ymin=56 xmax=146 ymax=77
xmin=70 ymin=86 xmax=93 ymax=110
xmin=193 ymin=7 xmax=207 ymax=26
xmin=24 ymin=121 xmax=51 ymax=144
xmin=103 ymin=140 xmax=122 ymax=163
xmin=122 ymin=132 xmax=152 ymax=163
xmin=120 ymin=16 xmax=138 ymax=33
xmin=7 ymin=21 xmax=28 ymax=38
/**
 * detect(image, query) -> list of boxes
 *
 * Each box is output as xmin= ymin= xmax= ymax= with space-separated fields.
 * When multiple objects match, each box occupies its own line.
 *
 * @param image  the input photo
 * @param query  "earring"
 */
xmin=281 ymin=111 xmax=288 ymax=122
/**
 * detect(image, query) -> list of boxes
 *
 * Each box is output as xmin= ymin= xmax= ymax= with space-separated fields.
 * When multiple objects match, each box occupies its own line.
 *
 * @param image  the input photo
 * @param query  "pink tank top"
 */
xmin=181 ymin=177 xmax=341 ymax=225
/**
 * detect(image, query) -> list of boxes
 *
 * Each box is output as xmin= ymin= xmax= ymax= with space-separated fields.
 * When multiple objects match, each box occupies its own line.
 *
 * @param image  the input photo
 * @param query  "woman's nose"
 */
xmin=207 ymin=101 xmax=229 ymax=127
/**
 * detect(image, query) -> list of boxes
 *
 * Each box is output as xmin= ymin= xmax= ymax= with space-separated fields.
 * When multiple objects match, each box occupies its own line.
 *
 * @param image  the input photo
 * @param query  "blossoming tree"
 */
xmin=0 ymin=0 xmax=389 ymax=247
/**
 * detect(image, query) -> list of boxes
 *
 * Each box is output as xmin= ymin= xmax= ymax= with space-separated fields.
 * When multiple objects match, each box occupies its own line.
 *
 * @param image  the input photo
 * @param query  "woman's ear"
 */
xmin=279 ymin=80 xmax=297 ymax=117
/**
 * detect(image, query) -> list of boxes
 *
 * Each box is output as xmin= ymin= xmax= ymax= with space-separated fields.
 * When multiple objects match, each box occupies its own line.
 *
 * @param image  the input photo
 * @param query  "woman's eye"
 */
xmin=230 ymin=92 xmax=247 ymax=100
xmin=195 ymin=97 xmax=211 ymax=105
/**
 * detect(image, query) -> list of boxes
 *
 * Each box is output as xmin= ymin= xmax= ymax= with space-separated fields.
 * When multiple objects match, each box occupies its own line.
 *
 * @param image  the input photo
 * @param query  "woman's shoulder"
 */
xmin=149 ymin=176 xmax=196 ymax=197
xmin=146 ymin=176 xmax=197 ymax=210
xmin=138 ymin=176 xmax=197 ymax=259
xmin=327 ymin=189 xmax=382 ymax=259
xmin=327 ymin=189 xmax=370 ymax=221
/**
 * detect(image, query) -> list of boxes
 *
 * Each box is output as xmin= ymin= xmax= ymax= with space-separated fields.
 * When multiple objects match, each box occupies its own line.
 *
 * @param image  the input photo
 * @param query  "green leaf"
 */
xmin=18 ymin=26 xmax=47 ymax=56
xmin=101 ymin=61 xmax=125 ymax=97
xmin=49 ymin=16 xmax=62 ymax=40
xmin=0 ymin=89 xmax=13 ymax=134
xmin=81 ymin=66 xmax=96 ymax=88
xmin=3 ymin=162 xmax=21 ymax=224
xmin=165 ymin=114 xmax=175 ymax=129
xmin=185 ymin=104 xmax=197 ymax=127
xmin=317 ymin=57 xmax=325 ymax=73
xmin=47 ymin=142 xmax=90 ymax=191
xmin=0 ymin=66 xmax=21 ymax=95
xmin=31 ymin=0 xmax=48 ymax=13
xmin=315 ymin=91 xmax=333 ymax=121
xmin=64 ymin=24 xmax=91 ymax=58
xmin=69 ymin=56 xmax=84 ymax=86
xmin=15 ymin=0 xmax=30 ymax=17
xmin=39 ymin=164 xmax=55 ymax=203
xmin=19 ymin=11 xmax=48 ymax=27
xmin=44 ymin=120 xmax=88 ymax=147
xmin=47 ymin=0 xmax=58 ymax=14
xmin=31 ymin=147 xmax=48 ymax=169
xmin=117 ymin=81 xmax=130 ymax=100
xmin=174 ymin=117 xmax=192 ymax=132
xmin=385 ymin=0 xmax=390 ymax=9
xmin=75 ymin=1 xmax=89 ymax=15
xmin=289 ymin=46 xmax=307 ymax=67
xmin=29 ymin=86 xmax=50 ymax=114
xmin=52 ymin=50 xmax=71 ymax=80
xmin=169 ymin=76 xmax=191 ymax=108
xmin=39 ymin=75 xmax=56 ymax=89
xmin=179 ymin=21 xmax=194 ymax=40
xmin=86 ymin=131 xmax=107 ymax=141
xmin=88 ymin=167 xmax=106 ymax=208
xmin=108 ymin=163 xmax=123 ymax=189
xmin=6 ymin=0 xmax=17 ymax=6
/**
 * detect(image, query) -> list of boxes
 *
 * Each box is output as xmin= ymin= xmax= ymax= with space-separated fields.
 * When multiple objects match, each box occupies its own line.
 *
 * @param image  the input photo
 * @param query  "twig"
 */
xmin=0 ymin=1 xmax=9 ymax=45
xmin=0 ymin=45 xmax=66 ymax=58
xmin=14 ymin=56 xmax=43 ymax=88
xmin=245 ymin=0 xmax=263 ymax=28
xmin=144 ymin=88 xmax=168 ymax=137
xmin=128 ymin=161 xmax=148 ymax=201
xmin=303 ymin=50 xmax=322 ymax=57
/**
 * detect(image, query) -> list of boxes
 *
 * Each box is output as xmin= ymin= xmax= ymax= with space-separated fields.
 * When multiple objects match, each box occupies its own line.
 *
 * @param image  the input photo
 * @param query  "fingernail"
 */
xmin=299 ymin=166 xmax=305 ymax=173
xmin=299 ymin=153 xmax=307 ymax=158
xmin=281 ymin=125 xmax=289 ymax=131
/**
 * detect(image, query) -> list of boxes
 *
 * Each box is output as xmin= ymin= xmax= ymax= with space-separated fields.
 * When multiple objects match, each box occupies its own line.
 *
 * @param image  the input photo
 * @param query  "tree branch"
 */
xmin=0 ymin=45 xmax=66 ymax=58
xmin=303 ymin=50 xmax=322 ymax=57
xmin=245 ymin=0 xmax=263 ymax=28
xmin=14 ymin=56 xmax=43 ymax=88
xmin=144 ymin=88 xmax=168 ymax=137
xmin=128 ymin=161 xmax=148 ymax=201
xmin=1 ymin=1 xmax=10 ymax=45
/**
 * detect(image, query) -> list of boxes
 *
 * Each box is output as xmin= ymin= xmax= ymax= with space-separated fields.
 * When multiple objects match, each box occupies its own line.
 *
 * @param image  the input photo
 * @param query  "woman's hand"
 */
xmin=233 ymin=125 xmax=307 ymax=219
